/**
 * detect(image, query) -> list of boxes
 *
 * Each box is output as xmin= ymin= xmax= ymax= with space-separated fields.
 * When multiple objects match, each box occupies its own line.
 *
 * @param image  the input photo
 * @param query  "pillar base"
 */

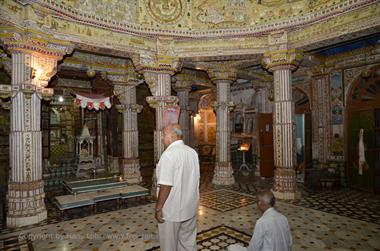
xmin=7 ymin=210 xmax=47 ymax=228
xmin=122 ymin=158 xmax=142 ymax=184
xmin=272 ymin=168 xmax=300 ymax=200
xmin=7 ymin=180 xmax=47 ymax=228
xmin=271 ymin=189 xmax=301 ymax=200
xmin=108 ymin=156 xmax=120 ymax=174
xmin=212 ymin=162 xmax=235 ymax=185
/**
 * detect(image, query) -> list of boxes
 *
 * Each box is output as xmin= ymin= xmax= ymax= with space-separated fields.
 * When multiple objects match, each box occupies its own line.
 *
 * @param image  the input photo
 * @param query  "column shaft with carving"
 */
xmin=262 ymin=31 xmax=301 ymax=199
xmin=208 ymin=69 xmax=236 ymax=185
xmin=144 ymin=72 xmax=178 ymax=162
xmin=173 ymin=79 xmax=191 ymax=145
xmin=113 ymin=75 xmax=143 ymax=183
xmin=311 ymin=68 xmax=330 ymax=166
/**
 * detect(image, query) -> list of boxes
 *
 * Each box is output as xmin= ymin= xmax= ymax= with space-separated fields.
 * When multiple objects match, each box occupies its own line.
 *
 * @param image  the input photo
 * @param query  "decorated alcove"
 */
xmin=195 ymin=93 xmax=216 ymax=163
xmin=346 ymin=65 xmax=380 ymax=193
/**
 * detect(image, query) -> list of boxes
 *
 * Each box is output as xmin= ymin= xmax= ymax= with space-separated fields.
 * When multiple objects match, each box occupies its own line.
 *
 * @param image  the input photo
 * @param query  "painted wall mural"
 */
xmin=330 ymin=70 xmax=344 ymax=159
xmin=330 ymin=70 xmax=343 ymax=125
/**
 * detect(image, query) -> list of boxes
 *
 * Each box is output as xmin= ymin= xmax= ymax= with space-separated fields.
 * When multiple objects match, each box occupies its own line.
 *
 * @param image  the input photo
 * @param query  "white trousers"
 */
xmin=158 ymin=215 xmax=197 ymax=251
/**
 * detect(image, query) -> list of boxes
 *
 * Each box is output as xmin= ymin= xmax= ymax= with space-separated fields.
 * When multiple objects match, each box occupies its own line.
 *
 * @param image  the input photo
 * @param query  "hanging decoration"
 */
xmin=74 ymin=93 xmax=112 ymax=111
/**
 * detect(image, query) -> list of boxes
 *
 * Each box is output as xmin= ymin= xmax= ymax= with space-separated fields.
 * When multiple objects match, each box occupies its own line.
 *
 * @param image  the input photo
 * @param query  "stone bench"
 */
xmin=55 ymin=185 xmax=149 ymax=216
xmin=62 ymin=177 xmax=129 ymax=194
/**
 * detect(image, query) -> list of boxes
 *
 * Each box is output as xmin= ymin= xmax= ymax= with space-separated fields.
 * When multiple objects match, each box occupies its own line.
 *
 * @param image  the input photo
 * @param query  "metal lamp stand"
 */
xmin=239 ymin=149 xmax=252 ymax=175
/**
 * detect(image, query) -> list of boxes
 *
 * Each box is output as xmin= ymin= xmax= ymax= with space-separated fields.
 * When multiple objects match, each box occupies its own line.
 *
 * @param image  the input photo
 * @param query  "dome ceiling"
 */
xmin=40 ymin=0 xmax=373 ymax=36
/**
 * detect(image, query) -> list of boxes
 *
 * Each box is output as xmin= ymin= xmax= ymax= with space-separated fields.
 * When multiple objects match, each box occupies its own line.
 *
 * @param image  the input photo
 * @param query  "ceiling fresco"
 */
xmin=39 ymin=0 xmax=375 ymax=32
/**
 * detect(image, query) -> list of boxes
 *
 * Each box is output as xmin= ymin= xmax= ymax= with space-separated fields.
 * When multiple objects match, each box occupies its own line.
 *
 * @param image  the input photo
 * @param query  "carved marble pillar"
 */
xmin=311 ymin=67 xmax=330 ymax=167
xmin=144 ymin=72 xmax=178 ymax=162
xmin=262 ymin=32 xmax=301 ymax=199
xmin=208 ymin=68 xmax=236 ymax=185
xmin=5 ymin=54 xmax=59 ymax=227
xmin=189 ymin=112 xmax=196 ymax=148
xmin=96 ymin=111 xmax=105 ymax=166
xmin=173 ymin=80 xmax=191 ymax=145
xmin=113 ymin=75 xmax=143 ymax=183
xmin=0 ymin=29 xmax=72 ymax=227
xmin=132 ymin=52 xmax=181 ymax=196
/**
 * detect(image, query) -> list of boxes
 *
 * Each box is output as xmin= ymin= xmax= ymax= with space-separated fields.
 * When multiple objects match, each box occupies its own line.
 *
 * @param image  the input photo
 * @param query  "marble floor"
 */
xmin=0 ymin=166 xmax=380 ymax=251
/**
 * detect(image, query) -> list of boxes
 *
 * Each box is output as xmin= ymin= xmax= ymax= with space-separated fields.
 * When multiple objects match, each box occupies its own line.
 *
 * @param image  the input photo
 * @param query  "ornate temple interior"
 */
xmin=0 ymin=0 xmax=379 ymax=250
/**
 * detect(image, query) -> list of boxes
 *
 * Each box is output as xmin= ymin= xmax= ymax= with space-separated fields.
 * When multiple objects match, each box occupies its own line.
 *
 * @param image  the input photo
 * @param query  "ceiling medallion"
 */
xmin=146 ymin=0 xmax=185 ymax=24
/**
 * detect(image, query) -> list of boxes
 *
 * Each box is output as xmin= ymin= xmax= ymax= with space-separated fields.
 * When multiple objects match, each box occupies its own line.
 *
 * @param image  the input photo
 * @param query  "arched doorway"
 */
xmin=346 ymin=65 xmax=380 ymax=193
xmin=293 ymin=88 xmax=312 ymax=183
xmin=195 ymin=93 xmax=216 ymax=163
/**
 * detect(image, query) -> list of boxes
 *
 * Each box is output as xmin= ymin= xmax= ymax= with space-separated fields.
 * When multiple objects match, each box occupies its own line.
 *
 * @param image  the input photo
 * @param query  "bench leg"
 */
xmin=91 ymin=204 xmax=96 ymax=215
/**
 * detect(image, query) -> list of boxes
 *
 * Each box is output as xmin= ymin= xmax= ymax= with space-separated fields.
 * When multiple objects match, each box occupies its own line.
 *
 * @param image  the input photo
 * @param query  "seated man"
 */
xmin=228 ymin=191 xmax=292 ymax=251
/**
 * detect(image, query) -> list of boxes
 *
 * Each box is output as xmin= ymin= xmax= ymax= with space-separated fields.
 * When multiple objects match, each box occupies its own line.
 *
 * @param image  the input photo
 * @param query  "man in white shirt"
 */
xmin=155 ymin=124 xmax=200 ymax=251
xmin=228 ymin=191 xmax=292 ymax=251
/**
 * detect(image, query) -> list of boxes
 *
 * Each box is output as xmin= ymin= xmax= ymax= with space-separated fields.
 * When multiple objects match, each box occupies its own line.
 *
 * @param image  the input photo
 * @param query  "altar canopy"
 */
xmin=74 ymin=93 xmax=112 ymax=111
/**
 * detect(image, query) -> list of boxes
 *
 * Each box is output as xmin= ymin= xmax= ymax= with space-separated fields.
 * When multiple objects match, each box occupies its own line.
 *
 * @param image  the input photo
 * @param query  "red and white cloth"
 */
xmin=74 ymin=93 xmax=111 ymax=110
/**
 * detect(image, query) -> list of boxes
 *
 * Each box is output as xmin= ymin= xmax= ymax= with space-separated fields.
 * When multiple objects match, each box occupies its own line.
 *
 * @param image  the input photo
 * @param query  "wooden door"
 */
xmin=258 ymin=113 xmax=274 ymax=177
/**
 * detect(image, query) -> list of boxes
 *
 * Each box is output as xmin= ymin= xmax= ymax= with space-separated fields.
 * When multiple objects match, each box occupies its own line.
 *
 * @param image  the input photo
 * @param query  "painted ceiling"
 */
xmin=40 ymin=0 xmax=360 ymax=31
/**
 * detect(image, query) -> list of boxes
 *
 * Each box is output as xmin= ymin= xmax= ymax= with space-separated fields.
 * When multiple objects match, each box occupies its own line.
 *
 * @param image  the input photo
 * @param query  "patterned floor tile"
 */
xmin=200 ymin=189 xmax=256 ymax=212
xmin=0 ymin=197 xmax=379 ymax=251
xmin=0 ymin=234 xmax=32 ymax=251
xmin=1 ymin=166 xmax=380 ymax=250
xmin=146 ymin=225 xmax=251 ymax=251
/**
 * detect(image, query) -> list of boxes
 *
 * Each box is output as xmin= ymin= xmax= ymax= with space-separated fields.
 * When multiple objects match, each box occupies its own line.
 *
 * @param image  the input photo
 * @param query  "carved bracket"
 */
xmin=146 ymin=95 xmax=178 ymax=109
xmin=116 ymin=103 xmax=143 ymax=113
xmin=262 ymin=49 xmax=302 ymax=72
xmin=212 ymin=101 xmax=235 ymax=111
xmin=0 ymin=84 xmax=53 ymax=100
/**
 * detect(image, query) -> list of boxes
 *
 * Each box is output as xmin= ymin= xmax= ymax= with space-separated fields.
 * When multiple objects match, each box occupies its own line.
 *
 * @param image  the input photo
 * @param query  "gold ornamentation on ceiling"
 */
xmin=145 ymin=0 xmax=186 ymax=24
xmin=42 ymin=0 xmax=137 ymax=23
xmin=0 ymin=0 xmax=378 ymax=59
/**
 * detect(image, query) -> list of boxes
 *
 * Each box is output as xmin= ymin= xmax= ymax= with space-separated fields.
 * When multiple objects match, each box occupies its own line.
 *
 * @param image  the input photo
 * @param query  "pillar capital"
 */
xmin=262 ymin=30 xmax=302 ymax=72
xmin=173 ymin=80 xmax=192 ymax=93
xmin=207 ymin=67 xmax=237 ymax=83
xmin=116 ymin=103 xmax=143 ymax=113
xmin=146 ymin=95 xmax=178 ymax=109
xmin=107 ymin=69 xmax=141 ymax=86
xmin=212 ymin=101 xmax=235 ymax=111
xmin=311 ymin=64 xmax=329 ymax=77
xmin=173 ymin=70 xmax=194 ymax=92
xmin=262 ymin=49 xmax=302 ymax=72
xmin=132 ymin=53 xmax=182 ymax=76
xmin=0 ymin=27 xmax=73 ymax=60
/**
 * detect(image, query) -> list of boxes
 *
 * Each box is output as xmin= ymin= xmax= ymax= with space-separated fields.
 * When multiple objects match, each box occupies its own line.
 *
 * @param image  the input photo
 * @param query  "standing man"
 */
xmin=228 ymin=191 xmax=293 ymax=251
xmin=155 ymin=124 xmax=200 ymax=251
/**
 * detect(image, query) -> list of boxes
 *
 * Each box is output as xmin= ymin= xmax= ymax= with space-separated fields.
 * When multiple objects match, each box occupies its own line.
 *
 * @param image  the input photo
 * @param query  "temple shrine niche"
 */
xmin=76 ymin=124 xmax=96 ymax=178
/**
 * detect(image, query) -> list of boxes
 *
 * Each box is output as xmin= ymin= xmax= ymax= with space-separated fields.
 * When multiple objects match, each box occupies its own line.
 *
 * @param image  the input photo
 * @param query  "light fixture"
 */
xmin=58 ymin=96 xmax=64 ymax=102
xmin=86 ymin=69 xmax=96 ymax=78
xmin=31 ymin=68 xmax=36 ymax=79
